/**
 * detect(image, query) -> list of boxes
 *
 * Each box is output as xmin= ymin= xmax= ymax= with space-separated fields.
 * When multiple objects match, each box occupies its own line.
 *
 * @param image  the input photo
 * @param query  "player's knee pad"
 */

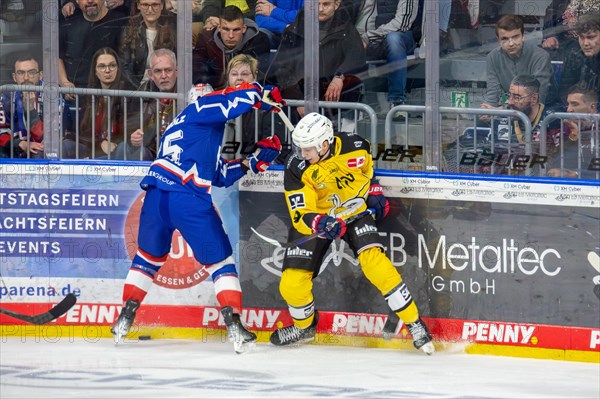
xmin=357 ymin=247 xmax=401 ymax=294
xmin=279 ymin=268 xmax=314 ymax=308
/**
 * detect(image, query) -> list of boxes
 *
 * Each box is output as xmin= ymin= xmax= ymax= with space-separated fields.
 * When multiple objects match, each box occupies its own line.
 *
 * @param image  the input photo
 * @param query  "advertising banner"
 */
xmin=0 ymin=162 xmax=240 ymax=326
xmin=239 ymin=170 xmax=600 ymax=356
xmin=1 ymin=162 xmax=598 ymax=359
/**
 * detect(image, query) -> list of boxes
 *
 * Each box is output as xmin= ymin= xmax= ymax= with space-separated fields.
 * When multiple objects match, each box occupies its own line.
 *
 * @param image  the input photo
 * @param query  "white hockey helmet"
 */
xmin=292 ymin=112 xmax=334 ymax=153
xmin=187 ymin=83 xmax=214 ymax=104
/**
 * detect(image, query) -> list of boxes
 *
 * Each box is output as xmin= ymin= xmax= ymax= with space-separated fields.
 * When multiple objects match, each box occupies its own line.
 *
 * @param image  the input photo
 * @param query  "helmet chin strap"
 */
xmin=317 ymin=141 xmax=332 ymax=162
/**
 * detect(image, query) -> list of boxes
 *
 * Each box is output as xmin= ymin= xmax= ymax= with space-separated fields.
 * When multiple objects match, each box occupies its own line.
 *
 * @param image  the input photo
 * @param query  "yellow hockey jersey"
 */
xmin=283 ymin=132 xmax=374 ymax=235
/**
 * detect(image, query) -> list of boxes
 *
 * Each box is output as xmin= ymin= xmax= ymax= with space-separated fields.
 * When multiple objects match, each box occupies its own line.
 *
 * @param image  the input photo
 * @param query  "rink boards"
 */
xmin=0 ymin=161 xmax=599 ymax=362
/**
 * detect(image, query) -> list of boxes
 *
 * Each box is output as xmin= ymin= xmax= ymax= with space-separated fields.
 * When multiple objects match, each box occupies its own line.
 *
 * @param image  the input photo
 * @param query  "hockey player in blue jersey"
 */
xmin=112 ymin=81 xmax=285 ymax=352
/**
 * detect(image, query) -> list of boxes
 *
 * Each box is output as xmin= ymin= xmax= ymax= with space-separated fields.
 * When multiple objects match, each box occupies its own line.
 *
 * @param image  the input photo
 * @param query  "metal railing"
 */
xmin=540 ymin=112 xmax=600 ymax=179
xmin=1 ymin=84 xmax=178 ymax=160
xmin=387 ymin=105 xmax=534 ymax=175
xmin=5 ymin=84 xmax=595 ymax=180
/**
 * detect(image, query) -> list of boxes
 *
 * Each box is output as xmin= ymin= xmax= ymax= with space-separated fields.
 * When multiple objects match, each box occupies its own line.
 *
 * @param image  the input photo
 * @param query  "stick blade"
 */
xmin=48 ymin=293 xmax=78 ymax=319
xmin=0 ymin=294 xmax=78 ymax=325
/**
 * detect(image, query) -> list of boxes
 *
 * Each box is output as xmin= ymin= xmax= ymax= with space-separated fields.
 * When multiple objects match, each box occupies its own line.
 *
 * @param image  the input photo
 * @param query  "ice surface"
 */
xmin=1 ymin=338 xmax=599 ymax=398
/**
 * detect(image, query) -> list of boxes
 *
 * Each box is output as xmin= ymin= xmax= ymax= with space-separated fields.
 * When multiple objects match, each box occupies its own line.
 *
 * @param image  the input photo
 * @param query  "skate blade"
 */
xmin=233 ymin=340 xmax=256 ymax=354
xmin=420 ymin=341 xmax=435 ymax=355
xmin=114 ymin=332 xmax=123 ymax=346
xmin=270 ymin=335 xmax=315 ymax=347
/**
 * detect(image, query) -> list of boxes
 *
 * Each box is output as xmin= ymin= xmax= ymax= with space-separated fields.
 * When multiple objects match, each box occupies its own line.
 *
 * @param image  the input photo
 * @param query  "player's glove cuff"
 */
xmin=311 ymin=214 xmax=346 ymax=240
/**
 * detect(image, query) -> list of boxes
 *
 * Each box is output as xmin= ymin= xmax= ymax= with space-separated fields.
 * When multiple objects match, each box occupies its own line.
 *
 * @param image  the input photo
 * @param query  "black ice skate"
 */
xmin=221 ymin=306 xmax=257 ymax=354
xmin=406 ymin=318 xmax=435 ymax=355
xmin=270 ymin=311 xmax=319 ymax=346
xmin=111 ymin=300 xmax=139 ymax=344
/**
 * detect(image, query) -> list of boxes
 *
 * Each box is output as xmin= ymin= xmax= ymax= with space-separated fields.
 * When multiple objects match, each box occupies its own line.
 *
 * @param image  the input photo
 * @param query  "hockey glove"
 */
xmin=311 ymin=214 xmax=346 ymax=240
xmin=253 ymin=84 xmax=286 ymax=112
xmin=367 ymin=181 xmax=390 ymax=220
xmin=246 ymin=136 xmax=282 ymax=173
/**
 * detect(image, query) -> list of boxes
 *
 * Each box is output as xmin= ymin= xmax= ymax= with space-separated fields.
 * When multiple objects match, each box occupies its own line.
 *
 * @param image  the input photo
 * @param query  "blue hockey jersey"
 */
xmin=140 ymin=82 xmax=262 ymax=198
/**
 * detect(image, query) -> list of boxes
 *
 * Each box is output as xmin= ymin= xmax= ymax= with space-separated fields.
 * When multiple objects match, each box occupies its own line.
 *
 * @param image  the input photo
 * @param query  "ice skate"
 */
xmin=270 ymin=311 xmax=319 ymax=346
xmin=221 ymin=306 xmax=257 ymax=354
xmin=111 ymin=300 xmax=139 ymax=345
xmin=382 ymin=312 xmax=400 ymax=340
xmin=406 ymin=318 xmax=435 ymax=355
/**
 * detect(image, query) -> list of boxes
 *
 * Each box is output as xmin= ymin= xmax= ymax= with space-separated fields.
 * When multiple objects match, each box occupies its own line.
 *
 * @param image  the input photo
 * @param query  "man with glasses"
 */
xmin=481 ymin=15 xmax=557 ymax=109
xmin=192 ymin=5 xmax=270 ymax=89
xmin=0 ymin=55 xmax=45 ymax=158
xmin=558 ymin=12 xmax=600 ymax=103
xmin=115 ymin=48 xmax=178 ymax=160
xmin=59 ymin=0 xmax=127 ymax=134
xmin=486 ymin=74 xmax=560 ymax=174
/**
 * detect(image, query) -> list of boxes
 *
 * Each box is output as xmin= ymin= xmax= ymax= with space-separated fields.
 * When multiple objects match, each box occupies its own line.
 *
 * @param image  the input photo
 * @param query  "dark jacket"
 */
xmin=270 ymin=7 xmax=367 ymax=99
xmin=126 ymin=79 xmax=176 ymax=159
xmin=192 ymin=18 xmax=271 ymax=88
xmin=119 ymin=15 xmax=177 ymax=88
xmin=559 ymin=48 xmax=600 ymax=102
xmin=201 ymin=0 xmax=257 ymax=20
xmin=59 ymin=9 xmax=128 ymax=87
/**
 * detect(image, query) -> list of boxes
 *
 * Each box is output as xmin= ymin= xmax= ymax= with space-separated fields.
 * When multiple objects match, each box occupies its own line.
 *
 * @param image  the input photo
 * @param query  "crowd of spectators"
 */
xmin=0 ymin=0 xmax=598 ymax=178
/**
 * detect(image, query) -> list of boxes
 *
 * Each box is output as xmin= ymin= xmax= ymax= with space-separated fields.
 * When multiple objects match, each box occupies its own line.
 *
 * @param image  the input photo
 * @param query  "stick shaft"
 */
xmin=290 ymin=209 xmax=374 ymax=247
xmin=276 ymin=109 xmax=295 ymax=132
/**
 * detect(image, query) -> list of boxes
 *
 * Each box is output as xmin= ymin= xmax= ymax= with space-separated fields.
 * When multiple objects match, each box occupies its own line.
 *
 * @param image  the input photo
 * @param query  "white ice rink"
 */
xmin=1 ymin=338 xmax=599 ymax=398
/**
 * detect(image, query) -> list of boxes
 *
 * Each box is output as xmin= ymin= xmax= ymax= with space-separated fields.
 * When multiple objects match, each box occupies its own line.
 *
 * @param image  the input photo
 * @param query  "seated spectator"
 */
xmin=451 ymin=75 xmax=560 ymax=175
xmin=542 ymin=0 xmax=600 ymax=58
xmin=558 ymin=11 xmax=600 ymax=102
xmin=62 ymin=0 xmax=133 ymax=17
xmin=222 ymin=53 xmax=282 ymax=157
xmin=496 ymin=75 xmax=560 ymax=174
xmin=114 ymin=48 xmax=178 ymax=160
xmin=353 ymin=0 xmax=423 ymax=118
xmin=200 ymin=0 xmax=257 ymax=30
xmin=270 ymin=0 xmax=366 ymax=120
xmin=0 ymin=55 xmax=45 ymax=159
xmin=59 ymin=0 xmax=128 ymax=135
xmin=64 ymin=47 xmax=135 ymax=159
xmin=548 ymin=84 xmax=599 ymax=178
xmin=255 ymin=0 xmax=304 ymax=48
xmin=59 ymin=0 xmax=127 ymax=90
xmin=119 ymin=0 xmax=176 ymax=88
xmin=193 ymin=5 xmax=270 ymax=89
xmin=164 ymin=0 xmax=204 ymax=46
xmin=481 ymin=15 xmax=557 ymax=109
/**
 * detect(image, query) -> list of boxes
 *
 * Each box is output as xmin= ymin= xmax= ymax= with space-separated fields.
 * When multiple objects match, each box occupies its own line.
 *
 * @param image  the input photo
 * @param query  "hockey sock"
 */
xmin=122 ymin=250 xmax=167 ymax=303
xmin=288 ymin=301 xmax=315 ymax=330
xmin=279 ymin=268 xmax=315 ymax=329
xmin=386 ymin=282 xmax=419 ymax=325
xmin=358 ymin=248 xmax=420 ymax=324
xmin=206 ymin=256 xmax=242 ymax=314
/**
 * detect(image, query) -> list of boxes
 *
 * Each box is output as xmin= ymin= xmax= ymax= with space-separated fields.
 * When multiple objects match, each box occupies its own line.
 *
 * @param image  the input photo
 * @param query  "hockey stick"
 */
xmin=251 ymin=208 xmax=375 ymax=248
xmin=0 ymin=293 xmax=77 ymax=325
xmin=261 ymin=91 xmax=295 ymax=132
xmin=275 ymin=108 xmax=295 ymax=132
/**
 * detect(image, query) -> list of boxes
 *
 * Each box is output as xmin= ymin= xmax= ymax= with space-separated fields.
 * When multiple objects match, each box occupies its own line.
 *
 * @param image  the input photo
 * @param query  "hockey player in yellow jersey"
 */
xmin=269 ymin=112 xmax=435 ymax=354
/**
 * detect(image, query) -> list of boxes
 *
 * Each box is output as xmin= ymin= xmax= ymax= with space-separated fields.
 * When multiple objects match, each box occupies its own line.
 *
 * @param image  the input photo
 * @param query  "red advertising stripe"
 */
xmin=1 ymin=303 xmax=598 ymax=353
